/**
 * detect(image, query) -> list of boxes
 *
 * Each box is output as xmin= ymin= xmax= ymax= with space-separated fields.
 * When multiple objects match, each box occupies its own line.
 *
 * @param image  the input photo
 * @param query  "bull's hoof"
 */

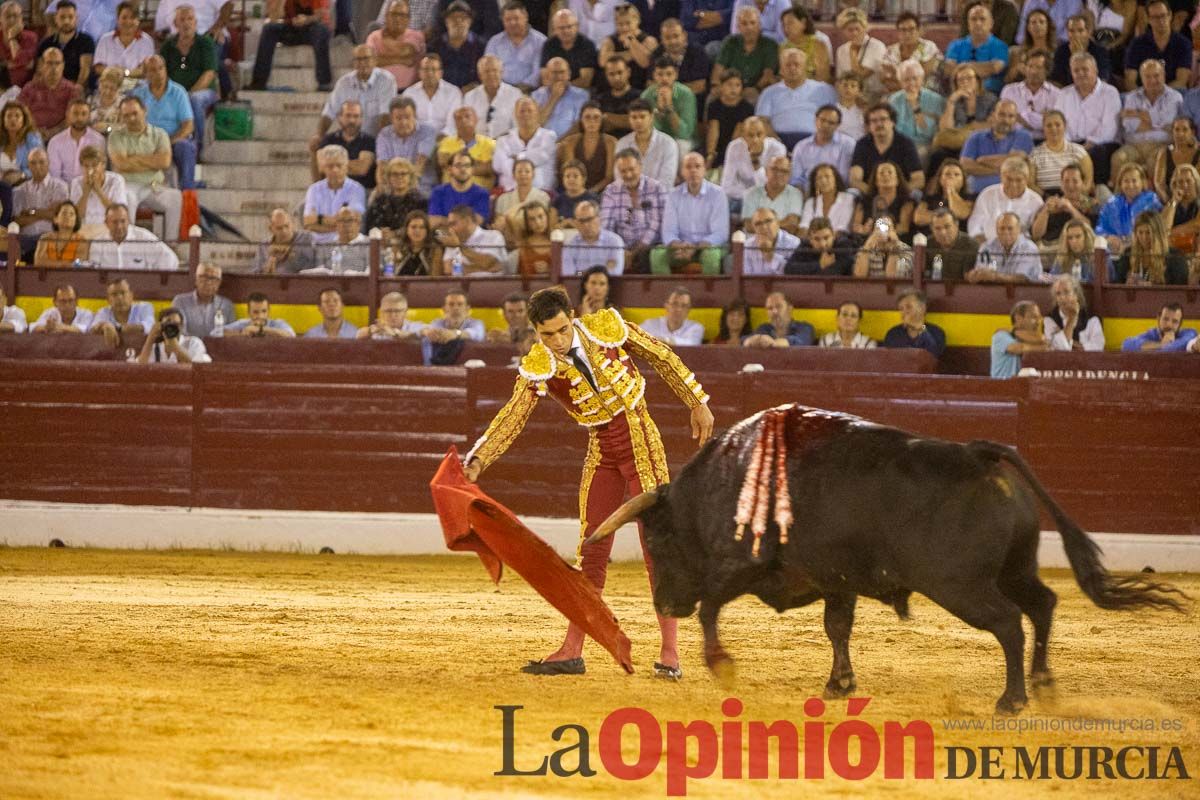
xmin=823 ymin=675 xmax=857 ymax=698
xmin=707 ymin=656 xmax=737 ymax=689
xmin=1030 ymin=670 xmax=1055 ymax=689
xmin=1030 ymin=671 xmax=1056 ymax=697
xmin=995 ymin=693 xmax=1028 ymax=715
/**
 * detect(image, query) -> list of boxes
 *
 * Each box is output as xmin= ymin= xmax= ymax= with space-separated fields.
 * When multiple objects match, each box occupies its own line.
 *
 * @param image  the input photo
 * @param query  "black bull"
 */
xmin=585 ymin=404 xmax=1188 ymax=713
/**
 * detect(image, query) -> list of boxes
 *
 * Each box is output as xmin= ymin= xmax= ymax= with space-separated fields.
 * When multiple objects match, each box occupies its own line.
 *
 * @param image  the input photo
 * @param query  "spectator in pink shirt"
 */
xmin=366 ymin=0 xmax=424 ymax=89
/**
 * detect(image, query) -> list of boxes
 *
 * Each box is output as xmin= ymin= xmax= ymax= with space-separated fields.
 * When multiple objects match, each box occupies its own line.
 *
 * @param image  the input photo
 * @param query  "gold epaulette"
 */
xmin=518 ymin=342 xmax=557 ymax=382
xmin=576 ymin=308 xmax=628 ymax=348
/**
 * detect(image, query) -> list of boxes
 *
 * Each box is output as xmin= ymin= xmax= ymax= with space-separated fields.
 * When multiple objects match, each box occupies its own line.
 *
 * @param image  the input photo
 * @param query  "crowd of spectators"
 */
xmin=3 ymin=0 xmax=1200 ymax=371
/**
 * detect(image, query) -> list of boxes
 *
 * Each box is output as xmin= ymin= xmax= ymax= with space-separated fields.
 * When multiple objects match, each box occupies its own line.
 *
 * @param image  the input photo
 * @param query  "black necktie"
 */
xmin=569 ymin=347 xmax=599 ymax=393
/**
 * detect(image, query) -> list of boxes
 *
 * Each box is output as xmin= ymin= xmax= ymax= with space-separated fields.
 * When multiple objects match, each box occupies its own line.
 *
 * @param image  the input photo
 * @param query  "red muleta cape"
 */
xmin=429 ymin=447 xmax=634 ymax=673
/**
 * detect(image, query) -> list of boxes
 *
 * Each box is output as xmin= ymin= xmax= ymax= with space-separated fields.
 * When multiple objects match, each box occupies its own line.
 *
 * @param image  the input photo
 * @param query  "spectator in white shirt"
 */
xmin=744 ymin=207 xmax=800 ymax=274
xmin=492 ymin=95 xmax=557 ymax=192
xmin=1052 ymin=52 xmax=1121 ymax=185
xmin=137 ymin=304 xmax=211 ymax=363
xmin=615 ymin=98 xmax=678 ymax=188
xmin=1112 ymin=59 xmax=1184 ymax=177
xmin=69 ymin=144 xmax=128 ymax=236
xmin=439 ymin=204 xmax=509 ymax=274
xmin=30 ymin=283 xmax=94 ymax=333
xmin=0 ymin=285 xmax=27 ymax=333
xmin=88 ymin=203 xmax=181 ymax=270
xmin=638 ymin=286 xmax=705 ymax=346
xmin=968 ymin=156 xmax=1044 ymax=242
xmin=401 ymin=53 xmax=463 ymax=132
xmin=720 ymin=115 xmax=785 ymax=204
xmin=93 ymin=2 xmax=156 ymax=84
xmin=462 ymin=54 xmax=522 ymax=139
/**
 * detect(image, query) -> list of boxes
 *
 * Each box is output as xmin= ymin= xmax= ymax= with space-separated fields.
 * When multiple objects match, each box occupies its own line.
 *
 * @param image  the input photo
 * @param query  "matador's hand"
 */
xmin=691 ymin=403 xmax=714 ymax=448
xmin=464 ymin=459 xmax=482 ymax=483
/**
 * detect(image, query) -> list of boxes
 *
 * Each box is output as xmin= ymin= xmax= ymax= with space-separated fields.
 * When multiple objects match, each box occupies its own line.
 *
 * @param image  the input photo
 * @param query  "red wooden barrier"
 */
xmin=0 ymin=359 xmax=1196 ymax=535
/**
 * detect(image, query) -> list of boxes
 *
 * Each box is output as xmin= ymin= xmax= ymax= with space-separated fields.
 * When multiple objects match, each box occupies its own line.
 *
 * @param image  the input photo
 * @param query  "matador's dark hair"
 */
xmin=528 ymin=286 xmax=574 ymax=326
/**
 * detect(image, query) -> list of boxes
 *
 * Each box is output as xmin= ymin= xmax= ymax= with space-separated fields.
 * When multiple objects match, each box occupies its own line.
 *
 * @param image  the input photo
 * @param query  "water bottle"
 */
xmin=931 ymin=255 xmax=943 ymax=281
xmin=382 ymin=247 xmax=395 ymax=277
xmin=451 ymin=252 xmax=464 ymax=277
xmin=1071 ymin=260 xmax=1083 ymax=282
xmin=72 ymin=258 xmax=82 ymax=269
xmin=330 ymin=247 xmax=343 ymax=274
xmin=213 ymin=308 xmax=224 ymax=336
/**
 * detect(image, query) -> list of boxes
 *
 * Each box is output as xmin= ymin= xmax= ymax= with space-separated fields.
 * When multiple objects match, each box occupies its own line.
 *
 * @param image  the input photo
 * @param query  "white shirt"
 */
xmin=744 ymin=229 xmax=800 ymax=275
xmin=88 ymin=225 xmax=181 ymax=270
xmin=1044 ymin=315 xmax=1105 ymax=351
xmin=31 ymin=305 xmax=94 ymax=332
xmin=639 ymin=315 xmax=705 ymax=346
xmin=570 ymin=0 xmax=617 ymax=42
xmin=836 ymin=37 xmax=888 ymax=101
xmin=94 ymin=30 xmax=157 ymax=72
xmin=323 ymin=68 xmax=400 ymax=137
xmin=3 ymin=304 xmax=28 ymax=333
xmin=147 ymin=335 xmax=211 ymax=363
xmin=492 ymin=127 xmax=558 ymax=192
xmin=155 ymin=0 xmax=225 ymax=33
xmin=402 ymin=80 xmax=463 ymax=134
xmin=799 ymin=192 xmax=856 ymax=232
xmin=838 ymin=103 xmax=865 ymax=140
xmin=1000 ymin=81 xmax=1060 ymax=138
xmin=975 ymin=235 xmax=1049 ymax=282
xmin=462 ymin=82 xmax=523 ymax=139
xmin=443 ymin=225 xmax=510 ymax=274
xmin=720 ymin=136 xmax=786 ymax=201
xmin=1121 ymin=86 xmax=1183 ymax=145
xmin=968 ymin=184 xmax=1044 ymax=241
xmin=69 ymin=171 xmax=128 ymax=227
xmin=1053 ymin=81 xmax=1121 ymax=144
xmin=615 ymin=130 xmax=678 ymax=188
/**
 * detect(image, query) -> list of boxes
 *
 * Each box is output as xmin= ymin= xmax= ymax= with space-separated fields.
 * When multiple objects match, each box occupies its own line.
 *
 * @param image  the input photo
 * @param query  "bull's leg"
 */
xmin=698 ymin=599 xmax=736 ymax=686
xmin=1000 ymin=574 xmax=1058 ymax=692
xmin=926 ymin=584 xmax=1028 ymax=714
xmin=822 ymin=593 xmax=858 ymax=698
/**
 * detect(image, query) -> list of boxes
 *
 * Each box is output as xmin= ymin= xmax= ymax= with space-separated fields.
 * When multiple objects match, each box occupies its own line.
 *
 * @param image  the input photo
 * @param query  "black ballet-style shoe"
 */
xmin=520 ymin=657 xmax=586 ymax=675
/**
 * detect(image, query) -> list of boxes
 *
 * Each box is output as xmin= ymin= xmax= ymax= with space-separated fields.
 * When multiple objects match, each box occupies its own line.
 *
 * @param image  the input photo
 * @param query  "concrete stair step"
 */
xmin=230 ymin=90 xmax=326 ymax=115
xmin=197 ymin=188 xmax=306 ymax=215
xmin=207 ymin=140 xmax=311 ymax=165
xmin=249 ymin=112 xmax=326 ymax=142
xmin=201 ymin=163 xmax=314 ymax=190
xmin=268 ymin=41 xmax=357 ymax=68
xmin=240 ymin=63 xmax=352 ymax=92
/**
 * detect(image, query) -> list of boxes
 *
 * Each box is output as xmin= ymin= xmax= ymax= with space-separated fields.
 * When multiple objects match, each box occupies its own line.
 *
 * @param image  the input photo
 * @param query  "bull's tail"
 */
xmin=968 ymin=440 xmax=1190 ymax=613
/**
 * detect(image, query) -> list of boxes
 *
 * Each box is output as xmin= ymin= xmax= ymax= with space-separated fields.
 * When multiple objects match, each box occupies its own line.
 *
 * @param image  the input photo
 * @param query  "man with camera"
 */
xmin=136 ymin=306 xmax=211 ymax=363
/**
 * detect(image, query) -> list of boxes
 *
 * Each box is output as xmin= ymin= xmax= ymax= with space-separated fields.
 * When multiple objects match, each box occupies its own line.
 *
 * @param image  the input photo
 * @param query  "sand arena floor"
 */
xmin=0 ymin=547 xmax=1197 ymax=799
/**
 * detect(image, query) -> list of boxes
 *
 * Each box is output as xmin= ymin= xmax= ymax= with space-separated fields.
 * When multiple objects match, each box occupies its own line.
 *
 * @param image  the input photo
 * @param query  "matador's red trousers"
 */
xmin=576 ymin=411 xmax=664 ymax=595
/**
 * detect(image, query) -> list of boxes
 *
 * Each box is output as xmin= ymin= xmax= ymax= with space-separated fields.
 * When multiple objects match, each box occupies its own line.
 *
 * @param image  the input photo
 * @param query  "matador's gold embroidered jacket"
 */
xmin=464 ymin=308 xmax=709 ymax=489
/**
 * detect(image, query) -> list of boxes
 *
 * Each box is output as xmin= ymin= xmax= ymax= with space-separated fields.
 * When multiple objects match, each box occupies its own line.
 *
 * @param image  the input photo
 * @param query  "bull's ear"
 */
xmin=583 ymin=489 xmax=662 ymax=546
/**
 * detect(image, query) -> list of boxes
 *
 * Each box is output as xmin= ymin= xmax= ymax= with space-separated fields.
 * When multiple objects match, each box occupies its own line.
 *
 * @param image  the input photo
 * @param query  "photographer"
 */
xmin=137 ymin=306 xmax=211 ymax=363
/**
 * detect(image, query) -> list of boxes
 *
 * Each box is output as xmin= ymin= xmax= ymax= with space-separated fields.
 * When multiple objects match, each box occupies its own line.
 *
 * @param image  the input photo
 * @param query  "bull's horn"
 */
xmin=584 ymin=491 xmax=658 ymax=546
